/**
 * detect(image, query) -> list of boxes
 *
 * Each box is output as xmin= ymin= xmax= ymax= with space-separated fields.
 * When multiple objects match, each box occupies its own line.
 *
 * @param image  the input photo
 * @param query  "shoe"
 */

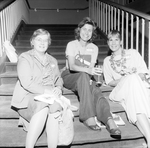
xmin=106 ymin=125 xmax=121 ymax=139
xmin=83 ymin=121 xmax=101 ymax=131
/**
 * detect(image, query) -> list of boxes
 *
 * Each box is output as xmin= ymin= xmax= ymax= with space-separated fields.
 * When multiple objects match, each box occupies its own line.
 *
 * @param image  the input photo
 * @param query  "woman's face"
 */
xmin=107 ymin=35 xmax=122 ymax=53
xmin=80 ymin=24 xmax=93 ymax=42
xmin=32 ymin=34 xmax=49 ymax=53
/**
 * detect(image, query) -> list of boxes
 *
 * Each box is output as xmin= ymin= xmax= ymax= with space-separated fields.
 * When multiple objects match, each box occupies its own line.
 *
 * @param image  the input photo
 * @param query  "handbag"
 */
xmin=56 ymin=95 xmax=77 ymax=146
xmin=34 ymin=92 xmax=77 ymax=146
xmin=58 ymin=108 xmax=74 ymax=145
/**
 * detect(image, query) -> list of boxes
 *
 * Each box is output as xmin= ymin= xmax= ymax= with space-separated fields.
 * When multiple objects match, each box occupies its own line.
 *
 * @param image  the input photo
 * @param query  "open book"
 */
xmin=34 ymin=94 xmax=78 ymax=112
xmin=95 ymin=113 xmax=125 ymax=128
xmin=34 ymin=94 xmax=56 ymax=104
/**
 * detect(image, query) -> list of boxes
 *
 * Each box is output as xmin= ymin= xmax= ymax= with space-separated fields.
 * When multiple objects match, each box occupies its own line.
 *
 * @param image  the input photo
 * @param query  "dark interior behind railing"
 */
xmin=0 ymin=0 xmax=16 ymax=11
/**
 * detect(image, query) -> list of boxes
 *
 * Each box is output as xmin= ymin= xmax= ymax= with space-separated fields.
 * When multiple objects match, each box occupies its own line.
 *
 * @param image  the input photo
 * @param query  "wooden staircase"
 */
xmin=0 ymin=24 xmax=146 ymax=148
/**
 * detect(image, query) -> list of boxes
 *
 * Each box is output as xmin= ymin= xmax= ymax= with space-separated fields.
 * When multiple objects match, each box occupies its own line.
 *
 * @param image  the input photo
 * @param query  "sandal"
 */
xmin=83 ymin=121 xmax=101 ymax=131
xmin=106 ymin=125 xmax=121 ymax=139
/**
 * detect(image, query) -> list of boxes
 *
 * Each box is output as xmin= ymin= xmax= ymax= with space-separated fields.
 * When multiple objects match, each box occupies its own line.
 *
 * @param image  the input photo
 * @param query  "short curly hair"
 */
xmin=30 ymin=28 xmax=51 ymax=47
xmin=75 ymin=17 xmax=98 ymax=43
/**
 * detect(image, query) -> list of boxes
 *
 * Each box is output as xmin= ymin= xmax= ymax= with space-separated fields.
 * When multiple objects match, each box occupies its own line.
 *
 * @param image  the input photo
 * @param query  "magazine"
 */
xmin=95 ymin=113 xmax=125 ymax=128
xmin=112 ymin=113 xmax=125 ymax=126
xmin=34 ymin=94 xmax=56 ymax=104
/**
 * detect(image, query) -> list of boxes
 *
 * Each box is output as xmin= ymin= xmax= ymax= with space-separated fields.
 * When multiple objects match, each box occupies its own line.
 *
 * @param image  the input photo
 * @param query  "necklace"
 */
xmin=109 ymin=49 xmax=127 ymax=75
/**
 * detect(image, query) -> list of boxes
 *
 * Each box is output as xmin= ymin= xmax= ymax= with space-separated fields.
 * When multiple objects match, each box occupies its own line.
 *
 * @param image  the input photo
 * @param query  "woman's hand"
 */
xmin=44 ymin=86 xmax=62 ymax=97
xmin=50 ymin=101 xmax=63 ymax=113
xmin=138 ymin=73 xmax=146 ymax=81
xmin=52 ymin=86 xmax=62 ymax=98
xmin=88 ymin=67 xmax=102 ymax=75
xmin=108 ymin=78 xmax=122 ymax=87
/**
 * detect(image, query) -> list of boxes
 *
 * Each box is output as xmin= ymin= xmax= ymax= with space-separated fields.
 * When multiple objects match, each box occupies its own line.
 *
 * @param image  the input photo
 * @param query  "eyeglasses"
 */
xmin=35 ymin=38 xmax=49 ymax=43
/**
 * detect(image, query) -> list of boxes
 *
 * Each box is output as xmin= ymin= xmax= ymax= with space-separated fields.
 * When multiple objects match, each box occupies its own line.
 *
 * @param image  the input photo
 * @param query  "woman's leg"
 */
xmin=95 ymin=96 xmax=117 ymax=129
xmin=76 ymin=72 xmax=96 ymax=121
xmin=92 ymin=81 xmax=111 ymax=125
xmin=46 ymin=112 xmax=59 ymax=148
xmin=62 ymin=71 xmax=96 ymax=122
xmin=92 ymin=83 xmax=121 ymax=137
xmin=26 ymin=107 xmax=49 ymax=148
xmin=136 ymin=113 xmax=150 ymax=148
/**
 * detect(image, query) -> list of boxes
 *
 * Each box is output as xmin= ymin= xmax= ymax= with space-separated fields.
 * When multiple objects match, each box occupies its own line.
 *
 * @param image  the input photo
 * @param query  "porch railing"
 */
xmin=0 ymin=0 xmax=29 ymax=57
xmin=89 ymin=0 xmax=150 ymax=68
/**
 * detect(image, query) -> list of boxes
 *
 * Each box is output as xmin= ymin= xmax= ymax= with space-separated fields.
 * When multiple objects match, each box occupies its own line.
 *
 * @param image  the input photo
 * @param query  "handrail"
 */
xmin=0 ymin=0 xmax=29 ymax=57
xmin=0 ymin=0 xmax=16 ymax=11
xmin=89 ymin=0 xmax=150 ymax=68
xmin=98 ymin=0 xmax=150 ymax=20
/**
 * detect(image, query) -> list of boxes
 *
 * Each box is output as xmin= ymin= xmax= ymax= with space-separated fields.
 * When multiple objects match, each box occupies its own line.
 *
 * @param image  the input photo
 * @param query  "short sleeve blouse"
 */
xmin=65 ymin=40 xmax=98 ymax=69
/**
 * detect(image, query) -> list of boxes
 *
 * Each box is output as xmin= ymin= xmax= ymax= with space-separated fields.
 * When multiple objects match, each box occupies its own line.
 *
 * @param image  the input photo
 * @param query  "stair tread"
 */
xmin=0 ymin=83 xmax=114 ymax=95
xmin=0 ymin=113 xmax=143 ymax=147
xmin=13 ymin=51 xmax=108 ymax=55
xmin=4 ymin=57 xmax=105 ymax=67
xmin=14 ymin=44 xmax=108 ymax=48
xmin=0 ymin=92 xmax=124 ymax=119
xmin=0 ymin=71 xmax=17 ymax=77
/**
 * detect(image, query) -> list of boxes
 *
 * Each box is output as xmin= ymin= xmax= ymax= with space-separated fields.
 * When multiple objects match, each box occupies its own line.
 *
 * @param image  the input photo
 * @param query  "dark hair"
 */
xmin=75 ymin=17 xmax=97 ymax=43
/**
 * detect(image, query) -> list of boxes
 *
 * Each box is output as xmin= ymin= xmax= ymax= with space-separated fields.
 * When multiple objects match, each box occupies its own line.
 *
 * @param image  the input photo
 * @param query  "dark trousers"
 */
xmin=61 ymin=70 xmax=112 ymax=124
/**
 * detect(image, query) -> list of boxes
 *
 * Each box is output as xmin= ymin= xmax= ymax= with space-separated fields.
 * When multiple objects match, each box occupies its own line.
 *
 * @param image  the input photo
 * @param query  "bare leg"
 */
xmin=136 ymin=113 xmax=150 ymax=148
xmin=46 ymin=112 xmax=59 ymax=148
xmin=26 ymin=107 xmax=49 ymax=148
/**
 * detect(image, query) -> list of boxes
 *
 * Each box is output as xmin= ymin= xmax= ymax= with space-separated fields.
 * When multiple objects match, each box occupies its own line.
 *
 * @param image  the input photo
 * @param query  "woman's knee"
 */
xmin=49 ymin=101 xmax=62 ymax=113
xmin=96 ymin=97 xmax=110 ymax=112
xmin=78 ymin=72 xmax=90 ymax=82
xmin=96 ymin=98 xmax=112 ymax=124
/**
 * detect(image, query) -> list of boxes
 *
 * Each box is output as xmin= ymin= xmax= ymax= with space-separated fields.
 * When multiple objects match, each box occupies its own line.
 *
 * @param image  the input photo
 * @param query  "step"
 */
xmin=0 ymin=72 xmax=18 ymax=85
xmin=0 ymin=92 xmax=124 ymax=119
xmin=0 ymin=61 xmax=111 ymax=85
xmin=0 ymin=83 xmax=114 ymax=96
xmin=4 ymin=60 xmax=65 ymax=72
xmin=0 ymin=113 xmax=145 ymax=148
xmin=17 ymin=34 xmax=76 ymax=40
xmin=4 ymin=57 xmax=107 ymax=73
xmin=4 ymin=58 xmax=107 ymax=71
xmin=14 ymin=45 xmax=109 ymax=55
xmin=19 ymin=30 xmax=74 ymax=35
xmin=0 ymin=95 xmax=79 ymax=119
xmin=0 ymin=84 xmax=76 ymax=96
xmin=22 ymin=24 xmax=77 ymax=31
xmin=15 ymin=39 xmax=106 ymax=46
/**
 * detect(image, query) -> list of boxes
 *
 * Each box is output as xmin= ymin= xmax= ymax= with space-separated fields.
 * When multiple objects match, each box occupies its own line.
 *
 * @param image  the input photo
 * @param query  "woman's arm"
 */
xmin=68 ymin=55 xmax=101 ymax=76
xmin=108 ymin=79 xmax=121 ymax=87
xmin=54 ymin=60 xmax=63 ymax=89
